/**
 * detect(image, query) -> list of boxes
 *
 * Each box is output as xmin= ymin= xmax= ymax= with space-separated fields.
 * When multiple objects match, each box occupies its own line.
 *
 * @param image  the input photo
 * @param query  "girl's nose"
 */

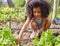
xmin=35 ymin=13 xmax=38 ymax=16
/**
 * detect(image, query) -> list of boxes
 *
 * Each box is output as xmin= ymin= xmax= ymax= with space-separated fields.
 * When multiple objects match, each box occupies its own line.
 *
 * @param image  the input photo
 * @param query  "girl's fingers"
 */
xmin=15 ymin=39 xmax=21 ymax=44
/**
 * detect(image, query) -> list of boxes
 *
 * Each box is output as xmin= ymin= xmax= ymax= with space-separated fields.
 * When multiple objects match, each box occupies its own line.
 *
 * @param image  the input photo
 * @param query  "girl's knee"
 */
xmin=45 ymin=18 xmax=51 ymax=30
xmin=46 ymin=18 xmax=51 ymax=25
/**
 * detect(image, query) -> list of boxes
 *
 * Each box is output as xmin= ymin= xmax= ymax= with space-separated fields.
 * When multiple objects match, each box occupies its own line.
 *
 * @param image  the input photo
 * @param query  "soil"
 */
xmin=0 ymin=21 xmax=60 ymax=46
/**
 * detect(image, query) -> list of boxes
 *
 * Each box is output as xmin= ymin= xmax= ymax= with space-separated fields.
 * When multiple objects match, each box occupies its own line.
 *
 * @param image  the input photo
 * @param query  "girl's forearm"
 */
xmin=18 ymin=17 xmax=30 ymax=39
xmin=37 ymin=27 xmax=44 ymax=36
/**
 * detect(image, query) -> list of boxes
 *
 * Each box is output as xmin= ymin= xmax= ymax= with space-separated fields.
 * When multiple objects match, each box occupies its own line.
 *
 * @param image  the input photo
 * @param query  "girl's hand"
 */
xmin=15 ymin=38 xmax=21 ymax=44
xmin=36 ymin=30 xmax=40 ymax=37
xmin=36 ymin=32 xmax=39 ymax=37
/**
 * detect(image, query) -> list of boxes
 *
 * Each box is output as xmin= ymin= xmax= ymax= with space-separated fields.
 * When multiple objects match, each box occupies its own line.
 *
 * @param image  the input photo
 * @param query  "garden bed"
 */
xmin=0 ymin=22 xmax=60 ymax=46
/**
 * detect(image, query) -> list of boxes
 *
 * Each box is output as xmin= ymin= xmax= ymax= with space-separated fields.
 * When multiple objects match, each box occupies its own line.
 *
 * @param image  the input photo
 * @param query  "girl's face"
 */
xmin=33 ymin=7 xmax=41 ymax=18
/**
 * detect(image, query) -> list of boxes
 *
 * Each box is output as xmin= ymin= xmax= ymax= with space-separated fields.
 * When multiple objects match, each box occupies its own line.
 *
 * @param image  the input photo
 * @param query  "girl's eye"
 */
xmin=34 ymin=12 xmax=40 ymax=14
xmin=33 ymin=11 xmax=40 ymax=13
xmin=33 ymin=9 xmax=41 ymax=14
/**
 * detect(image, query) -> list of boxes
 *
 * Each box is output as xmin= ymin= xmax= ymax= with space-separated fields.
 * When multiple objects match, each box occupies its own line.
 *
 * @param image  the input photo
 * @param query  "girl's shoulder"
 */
xmin=42 ymin=18 xmax=48 ymax=22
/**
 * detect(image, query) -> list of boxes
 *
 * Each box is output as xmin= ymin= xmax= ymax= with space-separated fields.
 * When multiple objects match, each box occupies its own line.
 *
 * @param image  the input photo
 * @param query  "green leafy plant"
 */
xmin=0 ymin=26 xmax=19 ymax=46
xmin=33 ymin=29 xmax=60 ymax=46
xmin=0 ymin=7 xmax=25 ymax=23
xmin=55 ymin=35 xmax=60 ymax=46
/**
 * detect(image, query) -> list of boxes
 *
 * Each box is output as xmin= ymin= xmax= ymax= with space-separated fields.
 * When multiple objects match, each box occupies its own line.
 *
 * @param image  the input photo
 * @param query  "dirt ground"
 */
xmin=0 ymin=22 xmax=60 ymax=46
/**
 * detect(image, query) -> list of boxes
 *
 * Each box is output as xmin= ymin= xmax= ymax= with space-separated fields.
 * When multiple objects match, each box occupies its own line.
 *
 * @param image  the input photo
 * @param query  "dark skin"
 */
xmin=16 ymin=7 xmax=51 ymax=44
xmin=31 ymin=7 xmax=47 ymax=36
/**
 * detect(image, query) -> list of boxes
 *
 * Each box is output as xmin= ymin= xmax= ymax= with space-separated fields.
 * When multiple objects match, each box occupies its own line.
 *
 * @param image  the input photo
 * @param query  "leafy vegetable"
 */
xmin=33 ymin=29 xmax=60 ymax=46
xmin=0 ymin=27 xmax=19 ymax=46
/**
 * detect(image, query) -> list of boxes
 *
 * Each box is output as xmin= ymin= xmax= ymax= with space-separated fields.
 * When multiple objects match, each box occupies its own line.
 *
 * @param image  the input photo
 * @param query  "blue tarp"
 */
xmin=54 ymin=18 xmax=60 ymax=24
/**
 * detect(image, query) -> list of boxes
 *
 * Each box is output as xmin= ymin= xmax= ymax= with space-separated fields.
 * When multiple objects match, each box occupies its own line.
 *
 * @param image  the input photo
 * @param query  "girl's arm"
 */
xmin=16 ymin=17 xmax=31 ymax=44
xmin=37 ymin=18 xmax=47 ymax=36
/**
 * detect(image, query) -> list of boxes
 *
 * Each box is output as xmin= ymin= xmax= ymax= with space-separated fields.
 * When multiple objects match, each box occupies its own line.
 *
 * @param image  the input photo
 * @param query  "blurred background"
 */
xmin=0 ymin=0 xmax=60 ymax=30
xmin=0 ymin=0 xmax=60 ymax=46
xmin=0 ymin=0 xmax=60 ymax=23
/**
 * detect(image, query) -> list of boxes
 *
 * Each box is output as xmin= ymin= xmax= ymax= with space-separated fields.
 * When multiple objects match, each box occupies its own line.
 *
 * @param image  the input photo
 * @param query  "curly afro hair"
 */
xmin=26 ymin=0 xmax=51 ymax=19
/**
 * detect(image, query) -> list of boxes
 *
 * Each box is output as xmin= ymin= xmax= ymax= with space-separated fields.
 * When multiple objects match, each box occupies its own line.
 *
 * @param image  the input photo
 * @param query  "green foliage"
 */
xmin=0 ymin=26 xmax=19 ymax=46
xmin=49 ymin=6 xmax=60 ymax=18
xmin=55 ymin=35 xmax=60 ymax=46
xmin=38 ymin=29 xmax=54 ymax=46
xmin=13 ymin=0 xmax=25 ymax=7
xmin=33 ymin=34 xmax=39 ymax=44
xmin=33 ymin=29 xmax=60 ymax=46
xmin=56 ymin=7 xmax=60 ymax=18
xmin=0 ymin=7 xmax=25 ymax=23
xmin=47 ymin=0 xmax=53 ymax=6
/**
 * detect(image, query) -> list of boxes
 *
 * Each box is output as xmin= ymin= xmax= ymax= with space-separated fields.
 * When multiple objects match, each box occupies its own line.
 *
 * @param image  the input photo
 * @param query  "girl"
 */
xmin=16 ymin=0 xmax=51 ymax=44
